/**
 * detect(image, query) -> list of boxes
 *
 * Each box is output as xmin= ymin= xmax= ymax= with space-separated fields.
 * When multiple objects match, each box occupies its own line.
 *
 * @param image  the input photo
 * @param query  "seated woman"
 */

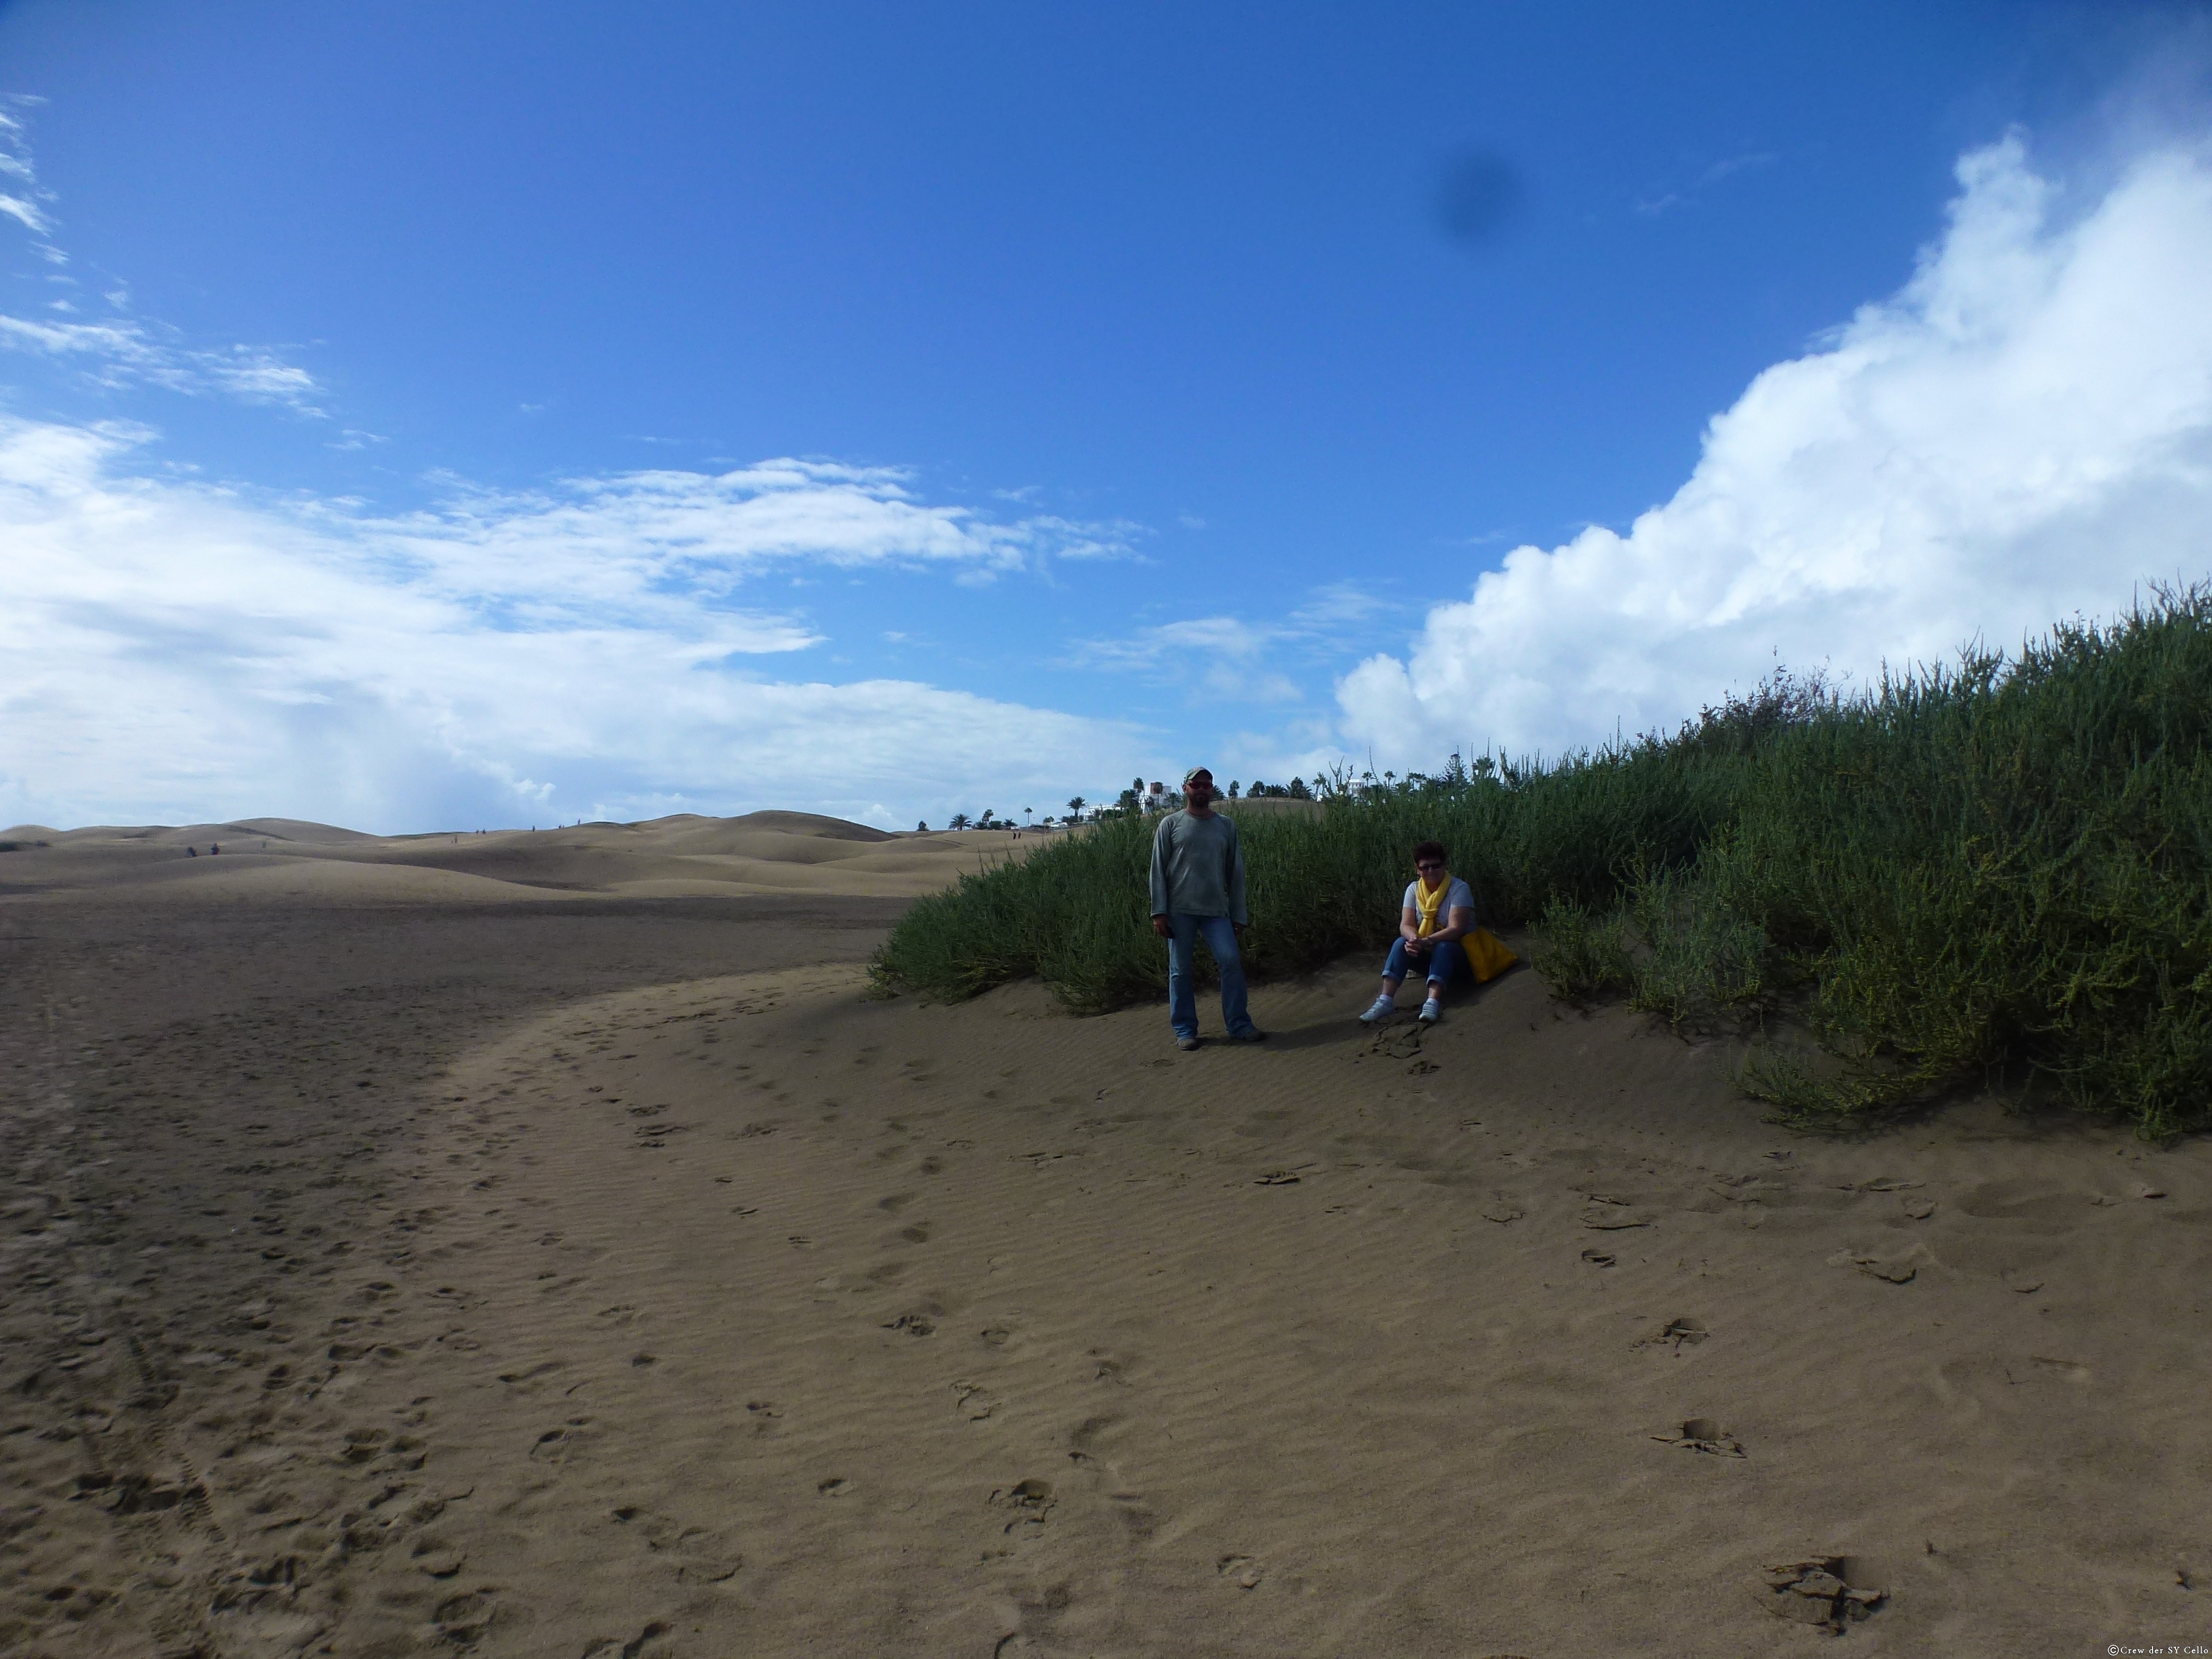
xmin=1358 ymin=840 xmax=1475 ymax=1025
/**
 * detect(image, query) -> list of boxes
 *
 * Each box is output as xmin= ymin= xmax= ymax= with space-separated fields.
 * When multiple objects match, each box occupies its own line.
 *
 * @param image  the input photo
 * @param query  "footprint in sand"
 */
xmin=614 ymin=1511 xmax=743 ymax=1582
xmin=883 ymin=1312 xmax=937 ymax=1336
xmin=582 ymin=1622 xmax=672 ymax=1659
xmin=409 ymin=1540 xmax=466 ymax=1579
xmin=1652 ymin=1416 xmax=1746 ymax=1457
xmin=528 ymin=1418 xmax=593 ymax=1463
xmin=953 ymin=1381 xmax=999 ymax=1421
xmin=1828 ymin=1245 xmax=1924 ymax=1284
xmin=1757 ymin=1557 xmax=1884 ymax=1631
xmin=988 ymin=1478 xmax=1055 ymax=1536
xmin=1580 ymin=1197 xmax=1652 ymax=1230
xmin=433 ymin=1589 xmax=497 ymax=1645
xmin=1635 ymin=1318 xmax=1708 ymax=1354
xmin=1216 ymin=1555 xmax=1264 ymax=1589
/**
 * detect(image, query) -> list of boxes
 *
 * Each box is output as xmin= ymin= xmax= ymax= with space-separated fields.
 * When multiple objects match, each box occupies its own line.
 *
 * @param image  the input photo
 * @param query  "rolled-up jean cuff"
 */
xmin=1384 ymin=936 xmax=1466 ymax=985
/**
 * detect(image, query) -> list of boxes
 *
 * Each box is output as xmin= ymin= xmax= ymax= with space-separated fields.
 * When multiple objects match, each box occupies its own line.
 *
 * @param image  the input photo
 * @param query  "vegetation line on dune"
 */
xmin=875 ymin=588 xmax=2212 ymax=1138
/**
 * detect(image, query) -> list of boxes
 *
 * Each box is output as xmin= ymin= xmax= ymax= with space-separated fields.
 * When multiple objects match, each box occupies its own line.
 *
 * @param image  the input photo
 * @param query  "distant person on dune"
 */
xmin=1358 ymin=840 xmax=1515 ymax=1025
xmin=1149 ymin=767 xmax=1263 ymax=1051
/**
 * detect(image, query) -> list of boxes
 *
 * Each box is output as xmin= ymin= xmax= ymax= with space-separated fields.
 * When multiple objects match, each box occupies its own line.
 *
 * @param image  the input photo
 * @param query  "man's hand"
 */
xmin=1151 ymin=915 xmax=1172 ymax=938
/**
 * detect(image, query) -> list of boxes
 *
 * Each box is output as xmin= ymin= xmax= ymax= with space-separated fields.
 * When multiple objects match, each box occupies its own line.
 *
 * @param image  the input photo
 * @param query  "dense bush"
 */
xmin=875 ymin=589 xmax=2212 ymax=1137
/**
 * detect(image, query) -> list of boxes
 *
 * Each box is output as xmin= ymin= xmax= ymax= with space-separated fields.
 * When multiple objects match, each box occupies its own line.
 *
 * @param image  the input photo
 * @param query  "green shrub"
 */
xmin=875 ymin=588 xmax=2212 ymax=1137
xmin=1526 ymin=896 xmax=1635 ymax=1001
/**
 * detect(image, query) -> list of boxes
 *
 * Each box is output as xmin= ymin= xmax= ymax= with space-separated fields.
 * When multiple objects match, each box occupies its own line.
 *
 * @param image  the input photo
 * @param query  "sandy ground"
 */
xmin=3 ymin=814 xmax=2209 ymax=1658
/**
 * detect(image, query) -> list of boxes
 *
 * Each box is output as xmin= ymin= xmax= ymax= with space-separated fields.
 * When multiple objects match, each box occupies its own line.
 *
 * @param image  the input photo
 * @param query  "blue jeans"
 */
xmin=1385 ymin=936 xmax=1465 ymax=987
xmin=1165 ymin=913 xmax=1253 ymax=1039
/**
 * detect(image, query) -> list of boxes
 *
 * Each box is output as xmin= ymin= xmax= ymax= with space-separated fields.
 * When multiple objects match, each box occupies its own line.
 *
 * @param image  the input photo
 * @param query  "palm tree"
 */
xmin=950 ymin=812 xmax=971 ymax=830
xmin=1067 ymin=796 xmax=1086 ymax=820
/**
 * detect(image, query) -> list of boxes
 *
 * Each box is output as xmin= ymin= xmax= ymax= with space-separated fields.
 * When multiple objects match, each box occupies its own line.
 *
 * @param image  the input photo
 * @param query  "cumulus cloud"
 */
xmin=1341 ymin=133 xmax=2212 ymax=767
xmin=0 ymin=420 xmax=1151 ymax=831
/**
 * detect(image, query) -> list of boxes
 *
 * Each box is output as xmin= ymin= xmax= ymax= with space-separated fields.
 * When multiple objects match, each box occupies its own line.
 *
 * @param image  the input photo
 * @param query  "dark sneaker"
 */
xmin=1229 ymin=1027 xmax=1267 ymax=1043
xmin=1176 ymin=1034 xmax=1201 ymax=1051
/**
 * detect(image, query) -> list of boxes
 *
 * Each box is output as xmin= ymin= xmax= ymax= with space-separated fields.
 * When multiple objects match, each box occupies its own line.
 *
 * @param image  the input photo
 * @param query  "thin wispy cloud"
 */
xmin=0 ymin=103 xmax=326 ymax=414
xmin=0 ymin=103 xmax=54 ymax=238
xmin=1343 ymin=132 xmax=2212 ymax=768
xmin=1635 ymin=150 xmax=1781 ymax=217
xmin=1072 ymin=583 xmax=1401 ymax=706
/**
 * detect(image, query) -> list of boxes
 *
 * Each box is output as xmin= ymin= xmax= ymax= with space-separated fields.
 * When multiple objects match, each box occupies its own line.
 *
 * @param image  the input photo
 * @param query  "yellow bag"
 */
xmin=1463 ymin=926 xmax=1518 ymax=984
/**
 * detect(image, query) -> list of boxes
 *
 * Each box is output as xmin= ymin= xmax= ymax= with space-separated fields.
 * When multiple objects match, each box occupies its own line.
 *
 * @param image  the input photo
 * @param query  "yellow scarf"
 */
xmin=1415 ymin=873 xmax=1452 ymax=938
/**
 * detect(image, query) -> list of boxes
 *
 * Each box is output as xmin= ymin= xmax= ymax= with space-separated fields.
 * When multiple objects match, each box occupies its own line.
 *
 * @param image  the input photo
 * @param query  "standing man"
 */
xmin=1149 ymin=768 xmax=1264 ymax=1050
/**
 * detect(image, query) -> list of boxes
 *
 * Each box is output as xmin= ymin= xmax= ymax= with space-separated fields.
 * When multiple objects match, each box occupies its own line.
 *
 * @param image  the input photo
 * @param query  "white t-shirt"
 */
xmin=1402 ymin=877 xmax=1475 ymax=926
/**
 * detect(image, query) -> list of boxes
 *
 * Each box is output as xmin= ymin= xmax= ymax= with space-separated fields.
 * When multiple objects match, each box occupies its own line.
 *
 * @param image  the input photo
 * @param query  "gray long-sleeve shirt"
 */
xmin=1148 ymin=809 xmax=1248 ymax=925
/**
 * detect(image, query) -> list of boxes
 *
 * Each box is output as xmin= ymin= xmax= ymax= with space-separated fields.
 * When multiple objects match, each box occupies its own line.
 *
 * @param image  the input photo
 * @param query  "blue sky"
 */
xmin=4 ymin=2 xmax=2211 ymax=831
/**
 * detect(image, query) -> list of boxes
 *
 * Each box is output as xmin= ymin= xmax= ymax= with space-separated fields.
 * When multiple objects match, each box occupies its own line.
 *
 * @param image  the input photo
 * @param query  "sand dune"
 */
xmin=2 ymin=809 xmax=2206 ymax=1656
xmin=0 ymin=810 xmax=1040 ymax=905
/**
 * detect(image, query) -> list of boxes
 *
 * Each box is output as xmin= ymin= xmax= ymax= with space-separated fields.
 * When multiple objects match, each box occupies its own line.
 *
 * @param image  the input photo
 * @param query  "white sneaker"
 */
xmin=1358 ymin=994 xmax=1395 ymax=1024
xmin=1419 ymin=997 xmax=1441 ymax=1024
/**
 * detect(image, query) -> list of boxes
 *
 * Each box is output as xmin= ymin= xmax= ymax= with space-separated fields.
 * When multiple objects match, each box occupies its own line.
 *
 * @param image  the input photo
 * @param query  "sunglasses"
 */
xmin=1416 ymin=860 xmax=1444 ymax=870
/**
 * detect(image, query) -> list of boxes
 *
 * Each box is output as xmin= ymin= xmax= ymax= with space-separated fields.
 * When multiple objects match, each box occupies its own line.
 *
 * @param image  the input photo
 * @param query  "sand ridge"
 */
xmin=0 ymin=811 xmax=1043 ymax=906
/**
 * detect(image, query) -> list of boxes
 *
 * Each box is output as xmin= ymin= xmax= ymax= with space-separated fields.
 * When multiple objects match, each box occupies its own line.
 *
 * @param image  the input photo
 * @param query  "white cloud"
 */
xmin=0 ymin=103 xmax=326 ymax=413
xmin=0 ymin=312 xmax=330 ymax=415
xmin=1635 ymin=150 xmax=1781 ymax=217
xmin=1074 ymin=582 xmax=1397 ymax=709
xmin=0 ymin=420 xmax=1154 ymax=831
xmin=0 ymin=103 xmax=51 ymax=236
xmin=0 ymin=193 xmax=49 ymax=235
xmin=362 ymin=460 xmax=1130 ymax=608
xmin=1342 ymin=133 xmax=2212 ymax=767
